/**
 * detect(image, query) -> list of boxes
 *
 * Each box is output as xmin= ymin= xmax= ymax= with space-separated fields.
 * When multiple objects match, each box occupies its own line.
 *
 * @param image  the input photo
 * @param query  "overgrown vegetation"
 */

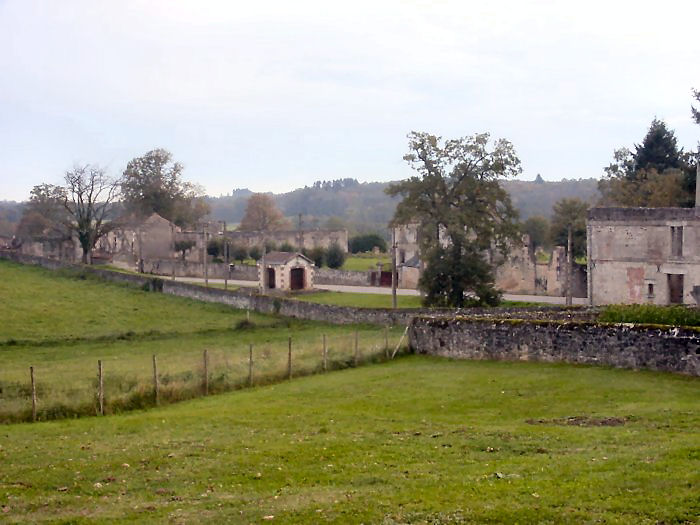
xmin=599 ymin=304 xmax=700 ymax=327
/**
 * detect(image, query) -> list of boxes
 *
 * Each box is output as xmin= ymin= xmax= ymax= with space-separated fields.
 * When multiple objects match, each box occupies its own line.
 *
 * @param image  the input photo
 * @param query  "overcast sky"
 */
xmin=1 ymin=0 xmax=698 ymax=201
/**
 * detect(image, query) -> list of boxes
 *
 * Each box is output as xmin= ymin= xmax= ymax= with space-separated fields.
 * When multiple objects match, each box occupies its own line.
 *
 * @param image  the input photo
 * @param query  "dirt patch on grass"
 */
xmin=526 ymin=416 xmax=628 ymax=427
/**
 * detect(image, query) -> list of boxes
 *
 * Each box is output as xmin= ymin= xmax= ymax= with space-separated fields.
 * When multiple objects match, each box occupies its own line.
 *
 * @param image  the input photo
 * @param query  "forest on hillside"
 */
xmin=1 ymin=178 xmax=600 ymax=238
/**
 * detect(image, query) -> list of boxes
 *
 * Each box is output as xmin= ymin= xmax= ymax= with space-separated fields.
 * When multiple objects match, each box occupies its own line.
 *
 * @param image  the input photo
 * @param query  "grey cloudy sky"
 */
xmin=1 ymin=0 xmax=698 ymax=201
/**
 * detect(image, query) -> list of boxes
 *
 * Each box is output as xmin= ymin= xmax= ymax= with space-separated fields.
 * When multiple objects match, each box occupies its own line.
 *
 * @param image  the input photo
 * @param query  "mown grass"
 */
xmin=0 ymin=259 xmax=405 ymax=422
xmin=0 ymin=356 xmax=697 ymax=523
xmin=295 ymin=291 xmax=552 ymax=309
xmin=341 ymin=253 xmax=391 ymax=272
xmin=0 ymin=260 xmax=252 ymax=343
xmin=295 ymin=290 xmax=424 ymax=309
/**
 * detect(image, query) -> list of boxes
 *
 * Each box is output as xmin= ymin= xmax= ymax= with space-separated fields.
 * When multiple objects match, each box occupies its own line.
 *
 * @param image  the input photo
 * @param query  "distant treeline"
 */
xmin=1 ymin=178 xmax=600 ymax=238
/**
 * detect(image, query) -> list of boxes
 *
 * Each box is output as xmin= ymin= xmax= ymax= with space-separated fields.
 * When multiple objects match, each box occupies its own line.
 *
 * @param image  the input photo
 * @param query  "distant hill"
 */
xmin=1 ymin=178 xmax=601 ymax=238
xmin=206 ymin=178 xmax=601 ymax=236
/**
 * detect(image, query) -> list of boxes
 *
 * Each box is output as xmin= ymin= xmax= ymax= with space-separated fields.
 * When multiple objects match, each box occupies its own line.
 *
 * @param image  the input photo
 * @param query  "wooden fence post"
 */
xmin=97 ymin=360 xmax=104 ymax=416
xmin=354 ymin=331 xmax=359 ymax=367
xmin=322 ymin=334 xmax=327 ymax=372
xmin=30 ymin=366 xmax=37 ymax=422
xmin=152 ymin=354 xmax=159 ymax=406
xmin=287 ymin=337 xmax=292 ymax=379
xmin=203 ymin=349 xmax=209 ymax=395
xmin=248 ymin=344 xmax=253 ymax=387
xmin=384 ymin=327 xmax=389 ymax=359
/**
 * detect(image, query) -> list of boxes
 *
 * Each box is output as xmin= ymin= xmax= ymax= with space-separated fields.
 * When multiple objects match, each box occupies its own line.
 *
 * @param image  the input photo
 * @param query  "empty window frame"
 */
xmin=670 ymin=226 xmax=683 ymax=257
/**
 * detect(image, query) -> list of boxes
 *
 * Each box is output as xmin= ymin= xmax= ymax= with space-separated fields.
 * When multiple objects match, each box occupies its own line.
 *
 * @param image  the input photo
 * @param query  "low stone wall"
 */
xmin=409 ymin=316 xmax=700 ymax=376
xmin=143 ymin=258 xmax=258 ymax=280
xmin=1 ymin=251 xmax=593 ymax=328
xmin=314 ymin=267 xmax=371 ymax=286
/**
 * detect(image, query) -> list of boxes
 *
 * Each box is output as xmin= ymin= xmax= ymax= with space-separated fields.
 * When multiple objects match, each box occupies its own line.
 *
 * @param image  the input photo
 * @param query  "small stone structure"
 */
xmin=588 ymin=207 xmax=700 ymax=305
xmin=258 ymin=251 xmax=315 ymax=292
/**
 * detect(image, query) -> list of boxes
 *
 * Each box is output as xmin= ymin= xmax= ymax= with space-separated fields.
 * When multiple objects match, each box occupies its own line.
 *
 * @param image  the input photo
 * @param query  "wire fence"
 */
xmin=1 ymin=327 xmax=410 ymax=424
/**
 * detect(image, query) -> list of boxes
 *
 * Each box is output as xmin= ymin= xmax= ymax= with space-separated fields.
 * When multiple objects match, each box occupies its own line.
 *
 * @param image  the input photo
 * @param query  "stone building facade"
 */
xmin=392 ymin=223 xmax=586 ymax=297
xmin=226 ymin=229 xmax=348 ymax=253
xmin=587 ymin=207 xmax=700 ymax=305
xmin=258 ymin=251 xmax=315 ymax=292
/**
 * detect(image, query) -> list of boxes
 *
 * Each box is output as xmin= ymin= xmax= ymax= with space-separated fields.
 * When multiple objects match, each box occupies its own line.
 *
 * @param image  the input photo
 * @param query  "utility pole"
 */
xmin=202 ymin=226 xmax=209 ymax=287
xmin=297 ymin=213 xmax=303 ymax=252
xmin=391 ymin=226 xmax=397 ymax=309
xmin=170 ymin=223 xmax=175 ymax=281
xmin=222 ymin=221 xmax=228 ymax=291
xmin=566 ymin=224 xmax=573 ymax=306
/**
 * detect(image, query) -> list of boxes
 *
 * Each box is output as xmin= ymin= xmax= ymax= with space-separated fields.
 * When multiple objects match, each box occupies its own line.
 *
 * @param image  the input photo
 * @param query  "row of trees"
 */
xmin=19 ymin=149 xmax=210 ymax=263
xmin=204 ymin=238 xmax=346 ymax=268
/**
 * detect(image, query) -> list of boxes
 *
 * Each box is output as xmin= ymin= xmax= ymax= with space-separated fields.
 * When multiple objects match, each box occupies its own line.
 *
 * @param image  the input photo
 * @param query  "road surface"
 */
xmin=171 ymin=277 xmax=588 ymax=305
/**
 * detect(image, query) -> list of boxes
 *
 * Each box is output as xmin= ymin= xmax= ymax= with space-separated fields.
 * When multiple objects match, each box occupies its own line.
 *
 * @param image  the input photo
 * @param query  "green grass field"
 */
xmin=341 ymin=254 xmax=391 ymax=272
xmin=1 ymin=357 xmax=697 ymax=523
xmin=0 ymin=260 xmax=404 ymax=422
xmin=295 ymin=291 xmax=424 ymax=309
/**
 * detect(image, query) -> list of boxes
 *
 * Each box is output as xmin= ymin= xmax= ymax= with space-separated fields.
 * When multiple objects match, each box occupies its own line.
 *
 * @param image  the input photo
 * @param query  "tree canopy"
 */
xmin=20 ymin=165 xmax=121 ymax=263
xmin=599 ymin=119 xmax=695 ymax=207
xmin=238 ymin=194 xmax=289 ymax=231
xmin=550 ymin=198 xmax=588 ymax=259
xmin=386 ymin=131 xmax=521 ymax=307
xmin=692 ymin=88 xmax=700 ymax=126
xmin=121 ymin=149 xmax=209 ymax=227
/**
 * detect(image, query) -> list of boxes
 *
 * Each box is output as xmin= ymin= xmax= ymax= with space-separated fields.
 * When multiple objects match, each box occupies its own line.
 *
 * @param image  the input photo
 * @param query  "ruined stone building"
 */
xmin=225 ymin=229 xmax=348 ymax=253
xmin=587 ymin=207 xmax=700 ymax=305
xmin=392 ymin=223 xmax=586 ymax=297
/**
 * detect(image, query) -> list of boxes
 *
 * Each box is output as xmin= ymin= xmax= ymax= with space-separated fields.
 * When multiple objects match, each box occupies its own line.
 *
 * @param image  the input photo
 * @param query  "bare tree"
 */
xmin=60 ymin=165 xmax=121 ymax=264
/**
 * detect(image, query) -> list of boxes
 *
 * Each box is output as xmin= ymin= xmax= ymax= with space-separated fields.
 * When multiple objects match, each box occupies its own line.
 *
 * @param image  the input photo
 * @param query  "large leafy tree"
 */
xmin=238 ymin=194 xmax=289 ymax=231
xmin=20 ymin=165 xmax=121 ymax=263
xmin=386 ymin=131 xmax=521 ymax=307
xmin=121 ymin=149 xmax=209 ymax=227
xmin=599 ymin=119 xmax=695 ymax=206
xmin=550 ymin=198 xmax=588 ymax=259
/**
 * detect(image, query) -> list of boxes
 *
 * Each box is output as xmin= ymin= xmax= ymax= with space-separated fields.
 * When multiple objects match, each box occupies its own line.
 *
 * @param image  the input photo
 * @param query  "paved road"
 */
xmin=173 ymin=277 xmax=588 ymax=305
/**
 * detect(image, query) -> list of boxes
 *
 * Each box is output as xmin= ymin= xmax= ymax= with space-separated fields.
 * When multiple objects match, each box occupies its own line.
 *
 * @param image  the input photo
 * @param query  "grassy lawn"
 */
xmin=341 ymin=254 xmax=391 ymax=272
xmin=0 ymin=260 xmax=404 ymax=422
xmin=0 ymin=356 xmax=697 ymax=523
xmin=295 ymin=290 xmax=423 ymax=309
xmin=0 ymin=260 xmax=247 ymax=343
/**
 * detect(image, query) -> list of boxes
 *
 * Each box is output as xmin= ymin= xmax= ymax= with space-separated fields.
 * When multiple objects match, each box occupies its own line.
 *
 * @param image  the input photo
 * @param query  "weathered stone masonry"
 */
xmin=409 ymin=316 xmax=699 ymax=376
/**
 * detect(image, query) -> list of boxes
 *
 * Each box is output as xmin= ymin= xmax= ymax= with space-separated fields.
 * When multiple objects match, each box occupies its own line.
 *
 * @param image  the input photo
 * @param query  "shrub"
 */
xmin=249 ymin=246 xmax=262 ymax=261
xmin=279 ymin=241 xmax=295 ymax=252
xmin=207 ymin=238 xmax=223 ymax=257
xmin=326 ymin=243 xmax=346 ymax=269
xmin=264 ymin=240 xmax=277 ymax=253
xmin=232 ymin=245 xmax=248 ymax=263
xmin=304 ymin=247 xmax=326 ymax=267
xmin=599 ymin=304 xmax=700 ymax=327
xmin=349 ymin=234 xmax=387 ymax=253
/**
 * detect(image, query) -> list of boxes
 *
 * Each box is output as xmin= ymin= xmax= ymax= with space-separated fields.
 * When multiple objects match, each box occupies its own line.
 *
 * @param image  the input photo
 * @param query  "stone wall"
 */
xmin=0 ymin=251 xmax=590 ymax=328
xmin=314 ymin=267 xmax=371 ymax=286
xmin=409 ymin=315 xmax=699 ymax=376
xmin=588 ymin=207 xmax=700 ymax=305
xmin=142 ymin=259 xmax=258 ymax=280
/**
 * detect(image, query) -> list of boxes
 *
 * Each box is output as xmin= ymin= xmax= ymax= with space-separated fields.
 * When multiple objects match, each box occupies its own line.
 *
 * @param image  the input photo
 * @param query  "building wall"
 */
xmin=258 ymin=255 xmax=314 ymax=292
xmin=588 ymin=208 xmax=700 ymax=305
xmin=226 ymin=230 xmax=348 ymax=252
xmin=395 ymin=223 xmax=586 ymax=297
